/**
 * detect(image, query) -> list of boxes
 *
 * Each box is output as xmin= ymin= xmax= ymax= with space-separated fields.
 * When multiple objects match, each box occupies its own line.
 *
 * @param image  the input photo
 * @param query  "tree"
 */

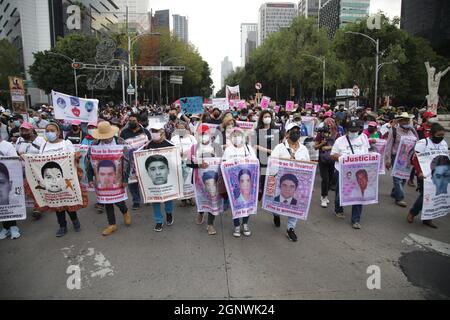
xmin=0 ymin=39 xmax=23 ymax=105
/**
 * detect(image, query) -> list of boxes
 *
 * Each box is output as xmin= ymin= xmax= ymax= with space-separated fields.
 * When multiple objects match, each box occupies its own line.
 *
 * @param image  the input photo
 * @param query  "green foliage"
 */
xmin=0 ymin=39 xmax=23 ymax=104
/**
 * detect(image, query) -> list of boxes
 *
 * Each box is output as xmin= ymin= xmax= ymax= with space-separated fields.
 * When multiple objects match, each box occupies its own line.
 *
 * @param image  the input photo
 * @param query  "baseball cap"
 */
xmin=346 ymin=119 xmax=363 ymax=131
xmin=422 ymin=111 xmax=436 ymax=119
xmin=20 ymin=121 xmax=33 ymax=130
xmin=149 ymin=122 xmax=164 ymax=130
xmin=285 ymin=123 xmax=300 ymax=132
xmin=368 ymin=121 xmax=378 ymax=127
xmin=71 ymin=120 xmax=81 ymax=126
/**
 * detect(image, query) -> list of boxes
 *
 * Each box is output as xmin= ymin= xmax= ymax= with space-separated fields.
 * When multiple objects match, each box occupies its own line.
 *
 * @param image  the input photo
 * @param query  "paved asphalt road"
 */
xmin=1 ymin=168 xmax=449 ymax=300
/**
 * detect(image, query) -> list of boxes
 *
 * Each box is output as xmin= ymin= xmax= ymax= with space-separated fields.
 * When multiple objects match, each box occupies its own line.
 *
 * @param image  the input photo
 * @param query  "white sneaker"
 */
xmin=325 ymin=197 xmax=330 ymax=204
xmin=233 ymin=226 xmax=241 ymax=237
xmin=0 ymin=228 xmax=11 ymax=240
xmin=10 ymin=226 xmax=21 ymax=239
xmin=242 ymin=224 xmax=251 ymax=237
xmin=321 ymin=197 xmax=328 ymax=208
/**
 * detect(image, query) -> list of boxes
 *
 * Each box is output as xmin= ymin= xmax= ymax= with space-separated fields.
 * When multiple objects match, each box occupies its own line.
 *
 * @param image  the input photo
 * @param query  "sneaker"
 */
xmin=352 ymin=222 xmax=362 ymax=229
xmin=102 ymin=225 xmax=117 ymax=236
xmin=154 ymin=223 xmax=163 ymax=232
xmin=207 ymin=225 xmax=217 ymax=235
xmin=335 ymin=212 xmax=345 ymax=219
xmin=242 ymin=224 xmax=251 ymax=237
xmin=0 ymin=228 xmax=11 ymax=240
xmin=166 ymin=214 xmax=174 ymax=226
xmin=233 ymin=226 xmax=241 ymax=237
xmin=423 ymin=220 xmax=438 ymax=229
xmin=273 ymin=215 xmax=280 ymax=228
xmin=123 ymin=212 xmax=132 ymax=226
xmin=132 ymin=203 xmax=140 ymax=210
xmin=286 ymin=228 xmax=298 ymax=242
xmin=325 ymin=197 xmax=330 ymax=204
xmin=196 ymin=213 xmax=205 ymax=225
xmin=31 ymin=210 xmax=42 ymax=220
xmin=56 ymin=227 xmax=67 ymax=237
xmin=321 ymin=197 xmax=328 ymax=208
xmin=10 ymin=226 xmax=21 ymax=239
xmin=73 ymin=219 xmax=81 ymax=232
xmin=395 ymin=200 xmax=407 ymax=208
xmin=407 ymin=180 xmax=416 ymax=187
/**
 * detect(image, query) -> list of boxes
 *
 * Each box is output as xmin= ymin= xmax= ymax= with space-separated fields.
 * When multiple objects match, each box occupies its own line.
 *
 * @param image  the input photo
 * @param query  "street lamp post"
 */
xmin=345 ymin=31 xmax=379 ymax=111
xmin=159 ymin=56 xmax=182 ymax=105
xmin=302 ymin=54 xmax=326 ymax=104
xmin=47 ymin=52 xmax=78 ymax=96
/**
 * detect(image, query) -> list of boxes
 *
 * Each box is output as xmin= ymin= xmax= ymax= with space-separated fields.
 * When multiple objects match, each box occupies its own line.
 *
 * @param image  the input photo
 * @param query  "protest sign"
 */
xmin=285 ymin=101 xmax=294 ymax=112
xmin=301 ymin=116 xmax=316 ymax=137
xmin=212 ymin=98 xmax=229 ymax=111
xmin=305 ymin=103 xmax=313 ymax=110
xmin=237 ymin=100 xmax=247 ymax=110
xmin=90 ymin=145 xmax=127 ymax=204
xmin=73 ymin=144 xmax=94 ymax=192
xmin=418 ymin=150 xmax=450 ymax=220
xmin=372 ymin=139 xmax=387 ymax=174
xmin=314 ymin=104 xmax=321 ymax=113
xmin=339 ymin=153 xmax=380 ymax=206
xmin=260 ymin=96 xmax=271 ymax=109
xmin=274 ymin=105 xmax=280 ymax=113
xmin=181 ymin=159 xmax=195 ymax=199
xmin=193 ymin=157 xmax=224 ymax=215
xmin=125 ymin=134 xmax=149 ymax=184
xmin=134 ymin=146 xmax=183 ymax=203
xmin=392 ymin=136 xmax=417 ymax=179
xmin=221 ymin=157 xmax=259 ymax=219
xmin=262 ymin=158 xmax=316 ymax=220
xmin=0 ymin=157 xmax=26 ymax=222
xmin=226 ymin=85 xmax=240 ymax=103
xmin=180 ymin=96 xmax=203 ymax=115
xmin=24 ymin=152 xmax=83 ymax=208
xmin=51 ymin=90 xmax=98 ymax=123
xmin=303 ymin=137 xmax=319 ymax=161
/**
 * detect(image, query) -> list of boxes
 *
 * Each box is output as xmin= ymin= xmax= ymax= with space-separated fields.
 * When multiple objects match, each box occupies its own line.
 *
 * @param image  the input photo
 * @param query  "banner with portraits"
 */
xmin=301 ymin=116 xmax=316 ymax=137
xmin=372 ymin=139 xmax=387 ymax=174
xmin=24 ymin=152 xmax=83 ymax=208
xmin=392 ymin=136 xmax=417 ymax=179
xmin=180 ymin=96 xmax=204 ymax=115
xmin=221 ymin=158 xmax=259 ymax=219
xmin=180 ymin=159 xmax=195 ymax=200
xmin=0 ymin=157 xmax=26 ymax=222
xmin=125 ymin=134 xmax=149 ymax=184
xmin=418 ymin=150 xmax=450 ymax=220
xmin=339 ymin=153 xmax=380 ymax=206
xmin=51 ymin=90 xmax=98 ymax=123
xmin=90 ymin=145 xmax=127 ymax=204
xmin=212 ymin=98 xmax=229 ymax=111
xmin=73 ymin=144 xmax=94 ymax=192
xmin=134 ymin=146 xmax=183 ymax=203
xmin=193 ymin=157 xmax=224 ymax=215
xmin=262 ymin=158 xmax=316 ymax=220
xmin=226 ymin=85 xmax=240 ymax=103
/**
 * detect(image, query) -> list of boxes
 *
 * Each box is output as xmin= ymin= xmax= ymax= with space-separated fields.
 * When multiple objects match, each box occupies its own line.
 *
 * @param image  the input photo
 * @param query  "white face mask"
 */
xmin=263 ymin=118 xmax=272 ymax=125
xmin=348 ymin=132 xmax=359 ymax=140
xmin=151 ymin=132 xmax=161 ymax=141
xmin=232 ymin=136 xmax=243 ymax=146
xmin=88 ymin=129 xmax=95 ymax=136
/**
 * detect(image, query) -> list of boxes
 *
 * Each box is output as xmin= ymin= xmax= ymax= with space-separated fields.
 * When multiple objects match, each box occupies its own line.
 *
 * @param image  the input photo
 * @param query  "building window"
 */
xmin=3 ymin=3 xmax=9 ymax=12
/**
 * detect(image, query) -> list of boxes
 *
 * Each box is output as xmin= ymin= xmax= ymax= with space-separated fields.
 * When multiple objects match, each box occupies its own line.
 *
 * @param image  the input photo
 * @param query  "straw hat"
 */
xmin=395 ymin=112 xmax=414 ymax=119
xmin=91 ymin=121 xmax=119 ymax=140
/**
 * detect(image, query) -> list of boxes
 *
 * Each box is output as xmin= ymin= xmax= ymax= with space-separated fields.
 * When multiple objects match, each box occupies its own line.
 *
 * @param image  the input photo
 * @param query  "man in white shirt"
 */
xmin=331 ymin=119 xmax=370 ymax=229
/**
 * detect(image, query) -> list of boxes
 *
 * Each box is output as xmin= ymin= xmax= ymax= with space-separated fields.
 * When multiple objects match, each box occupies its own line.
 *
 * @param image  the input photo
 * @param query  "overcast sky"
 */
xmin=147 ymin=0 xmax=402 ymax=94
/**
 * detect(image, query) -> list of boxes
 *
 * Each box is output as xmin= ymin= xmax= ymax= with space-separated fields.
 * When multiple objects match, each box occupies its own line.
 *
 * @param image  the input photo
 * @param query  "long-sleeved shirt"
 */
xmin=384 ymin=126 xmax=418 ymax=163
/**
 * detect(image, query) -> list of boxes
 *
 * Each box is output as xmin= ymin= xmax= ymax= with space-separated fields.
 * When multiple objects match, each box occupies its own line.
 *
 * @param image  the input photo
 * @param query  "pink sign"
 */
xmin=274 ymin=105 xmax=280 ymax=113
xmin=260 ymin=96 xmax=271 ymax=109
xmin=285 ymin=101 xmax=294 ymax=111
xmin=305 ymin=103 xmax=313 ymax=110
xmin=229 ymin=100 xmax=235 ymax=107
xmin=314 ymin=104 xmax=321 ymax=113
xmin=237 ymin=100 xmax=246 ymax=109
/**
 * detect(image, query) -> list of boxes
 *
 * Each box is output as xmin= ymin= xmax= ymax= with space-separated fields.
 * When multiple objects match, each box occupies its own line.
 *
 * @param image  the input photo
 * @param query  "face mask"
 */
xmin=169 ymin=115 xmax=177 ymax=121
xmin=431 ymin=136 xmax=444 ymax=144
xmin=88 ymin=129 xmax=95 ymax=136
xmin=401 ymin=124 xmax=411 ymax=130
xmin=201 ymin=135 xmax=210 ymax=144
xmin=348 ymin=132 xmax=359 ymax=140
xmin=21 ymin=133 xmax=31 ymax=140
xmin=289 ymin=131 xmax=301 ymax=142
xmin=14 ymin=121 xmax=21 ymax=127
xmin=45 ymin=132 xmax=57 ymax=142
xmin=232 ymin=136 xmax=243 ymax=146
xmin=33 ymin=117 xmax=40 ymax=123
xmin=240 ymin=116 xmax=247 ymax=121
xmin=151 ymin=132 xmax=161 ymax=141
xmin=263 ymin=118 xmax=272 ymax=125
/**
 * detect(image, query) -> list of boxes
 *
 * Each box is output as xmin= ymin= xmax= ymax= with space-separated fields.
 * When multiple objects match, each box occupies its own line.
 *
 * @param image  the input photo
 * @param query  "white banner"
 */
xmin=212 ymin=98 xmax=229 ymax=111
xmin=51 ymin=90 xmax=98 ymax=123
xmin=0 ymin=157 xmax=26 ymax=221
xmin=226 ymin=85 xmax=240 ymax=103
xmin=392 ymin=136 xmax=417 ymax=179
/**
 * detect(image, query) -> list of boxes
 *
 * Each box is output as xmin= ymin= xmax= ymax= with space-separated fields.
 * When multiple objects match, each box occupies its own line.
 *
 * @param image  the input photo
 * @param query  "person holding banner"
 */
xmin=270 ymin=123 xmax=310 ymax=241
xmin=331 ymin=119 xmax=370 ymax=229
xmin=222 ymin=127 xmax=257 ymax=237
xmin=38 ymin=122 xmax=83 ymax=237
xmin=384 ymin=112 xmax=418 ymax=207
xmin=408 ymin=123 xmax=448 ymax=228
xmin=142 ymin=122 xmax=176 ymax=232
xmin=87 ymin=121 xmax=131 ymax=236
xmin=0 ymin=139 xmax=21 ymax=240
xmin=65 ymin=120 xmax=85 ymax=145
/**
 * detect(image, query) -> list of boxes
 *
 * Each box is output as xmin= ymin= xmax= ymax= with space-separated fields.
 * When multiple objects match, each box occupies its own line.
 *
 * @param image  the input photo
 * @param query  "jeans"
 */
xmin=105 ymin=201 xmax=128 ymax=225
xmin=410 ymin=178 xmax=423 ymax=217
xmin=56 ymin=211 xmax=78 ymax=228
xmin=233 ymin=216 xmax=249 ymax=227
xmin=334 ymin=171 xmax=363 ymax=224
xmin=273 ymin=214 xmax=298 ymax=229
xmin=152 ymin=201 xmax=173 ymax=224
xmin=391 ymin=155 xmax=406 ymax=201
xmin=319 ymin=161 xmax=335 ymax=197
xmin=128 ymin=183 xmax=141 ymax=205
xmin=2 ymin=220 xmax=17 ymax=229
xmin=199 ymin=212 xmax=216 ymax=225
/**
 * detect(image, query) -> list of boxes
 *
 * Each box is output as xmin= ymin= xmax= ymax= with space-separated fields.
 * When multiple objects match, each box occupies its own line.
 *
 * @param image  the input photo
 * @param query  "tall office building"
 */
xmin=221 ymin=56 xmax=234 ymax=88
xmin=153 ymin=9 xmax=170 ymax=31
xmin=114 ymin=0 xmax=149 ymax=30
xmin=319 ymin=0 xmax=370 ymax=39
xmin=258 ymin=2 xmax=298 ymax=47
xmin=241 ymin=23 xmax=258 ymax=66
xmin=298 ymin=0 xmax=321 ymax=18
xmin=173 ymin=14 xmax=188 ymax=43
xmin=400 ymin=0 xmax=450 ymax=55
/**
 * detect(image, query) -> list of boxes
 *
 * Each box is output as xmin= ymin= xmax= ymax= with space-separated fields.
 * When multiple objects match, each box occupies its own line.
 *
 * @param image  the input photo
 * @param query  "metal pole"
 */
xmin=121 ymin=64 xmax=125 ymax=106
xmin=73 ymin=63 xmax=78 ymax=96
xmin=318 ymin=0 xmax=321 ymax=31
xmin=134 ymin=64 xmax=138 ymax=106
xmin=374 ymin=39 xmax=379 ymax=112
xmin=126 ymin=6 xmax=131 ymax=86
xmin=322 ymin=58 xmax=325 ymax=104
xmin=159 ymin=61 xmax=162 ymax=105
